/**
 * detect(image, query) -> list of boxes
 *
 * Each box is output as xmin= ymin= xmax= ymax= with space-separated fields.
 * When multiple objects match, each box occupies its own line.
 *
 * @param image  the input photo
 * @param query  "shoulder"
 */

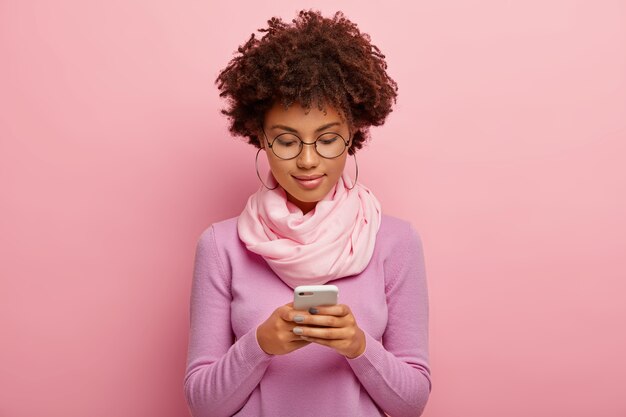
xmin=194 ymin=216 xmax=244 ymax=269
xmin=194 ymin=216 xmax=245 ymax=282
xmin=379 ymin=213 xmax=415 ymax=233
xmin=197 ymin=215 xmax=240 ymax=247
xmin=377 ymin=214 xmax=427 ymax=291
xmin=378 ymin=214 xmax=424 ymax=250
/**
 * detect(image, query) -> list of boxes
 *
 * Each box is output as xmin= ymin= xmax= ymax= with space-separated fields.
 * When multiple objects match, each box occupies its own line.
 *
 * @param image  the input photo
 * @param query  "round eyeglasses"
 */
xmin=262 ymin=128 xmax=351 ymax=160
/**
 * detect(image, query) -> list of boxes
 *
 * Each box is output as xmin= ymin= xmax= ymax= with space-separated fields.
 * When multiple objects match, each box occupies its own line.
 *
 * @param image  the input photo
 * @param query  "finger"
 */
xmin=298 ymin=335 xmax=349 ymax=353
xmin=300 ymin=336 xmax=363 ymax=358
xmin=280 ymin=301 xmax=320 ymax=322
xmin=310 ymin=304 xmax=351 ymax=317
xmin=296 ymin=314 xmax=341 ymax=328
xmin=299 ymin=335 xmax=333 ymax=347
xmin=290 ymin=339 xmax=312 ymax=347
xmin=284 ymin=325 xmax=312 ymax=342
xmin=293 ymin=325 xmax=348 ymax=340
xmin=277 ymin=303 xmax=298 ymax=321
xmin=280 ymin=308 xmax=340 ymax=326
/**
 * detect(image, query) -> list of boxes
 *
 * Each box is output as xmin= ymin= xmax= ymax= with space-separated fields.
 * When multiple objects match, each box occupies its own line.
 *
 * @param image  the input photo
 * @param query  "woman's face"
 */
xmin=260 ymin=101 xmax=352 ymax=214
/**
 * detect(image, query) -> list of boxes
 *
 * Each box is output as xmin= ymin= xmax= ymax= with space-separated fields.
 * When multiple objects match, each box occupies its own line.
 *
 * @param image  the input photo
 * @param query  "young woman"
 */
xmin=184 ymin=10 xmax=431 ymax=417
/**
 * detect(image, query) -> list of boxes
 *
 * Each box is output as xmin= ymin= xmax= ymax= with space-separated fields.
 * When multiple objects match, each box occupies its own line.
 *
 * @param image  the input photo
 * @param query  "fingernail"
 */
xmin=309 ymin=307 xmax=318 ymax=314
xmin=292 ymin=327 xmax=303 ymax=335
xmin=293 ymin=315 xmax=304 ymax=323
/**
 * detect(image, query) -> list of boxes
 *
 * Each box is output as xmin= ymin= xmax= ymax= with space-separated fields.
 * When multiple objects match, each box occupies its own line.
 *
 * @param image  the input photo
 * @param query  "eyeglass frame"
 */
xmin=261 ymin=127 xmax=352 ymax=160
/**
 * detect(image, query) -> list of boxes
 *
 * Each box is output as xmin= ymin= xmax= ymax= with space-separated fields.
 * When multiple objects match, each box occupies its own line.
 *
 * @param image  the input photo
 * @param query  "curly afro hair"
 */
xmin=215 ymin=9 xmax=398 ymax=155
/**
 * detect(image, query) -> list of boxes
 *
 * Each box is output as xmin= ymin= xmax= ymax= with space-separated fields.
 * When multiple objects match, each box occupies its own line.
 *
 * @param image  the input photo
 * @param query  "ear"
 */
xmin=348 ymin=127 xmax=355 ymax=147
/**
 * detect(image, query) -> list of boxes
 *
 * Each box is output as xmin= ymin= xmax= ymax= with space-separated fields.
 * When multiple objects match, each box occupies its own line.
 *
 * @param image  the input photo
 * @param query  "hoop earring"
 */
xmin=345 ymin=153 xmax=359 ymax=190
xmin=255 ymin=148 xmax=279 ymax=190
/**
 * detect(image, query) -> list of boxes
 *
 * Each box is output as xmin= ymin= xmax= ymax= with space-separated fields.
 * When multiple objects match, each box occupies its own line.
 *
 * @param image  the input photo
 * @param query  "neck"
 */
xmin=287 ymin=193 xmax=317 ymax=214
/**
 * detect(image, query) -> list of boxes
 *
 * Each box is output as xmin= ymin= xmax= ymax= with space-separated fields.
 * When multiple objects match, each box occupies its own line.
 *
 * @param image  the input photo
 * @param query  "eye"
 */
xmin=277 ymin=139 xmax=298 ymax=147
xmin=319 ymin=137 xmax=338 ymax=145
xmin=317 ymin=133 xmax=341 ymax=145
xmin=275 ymin=134 xmax=300 ymax=147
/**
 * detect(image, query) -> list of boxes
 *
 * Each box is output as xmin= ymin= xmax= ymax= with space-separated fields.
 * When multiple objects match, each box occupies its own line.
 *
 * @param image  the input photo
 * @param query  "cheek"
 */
xmin=329 ymin=157 xmax=348 ymax=176
xmin=266 ymin=157 xmax=291 ymax=178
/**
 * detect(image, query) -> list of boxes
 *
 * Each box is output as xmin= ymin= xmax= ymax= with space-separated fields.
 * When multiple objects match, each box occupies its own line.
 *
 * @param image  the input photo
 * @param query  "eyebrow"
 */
xmin=269 ymin=122 xmax=342 ymax=133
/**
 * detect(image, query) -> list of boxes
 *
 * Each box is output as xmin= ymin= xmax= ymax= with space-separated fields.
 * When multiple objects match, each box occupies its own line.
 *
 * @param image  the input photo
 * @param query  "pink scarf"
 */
xmin=237 ymin=172 xmax=382 ymax=289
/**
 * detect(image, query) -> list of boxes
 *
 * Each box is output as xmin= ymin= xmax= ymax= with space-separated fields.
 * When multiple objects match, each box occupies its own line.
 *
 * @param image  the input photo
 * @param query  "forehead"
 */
xmin=264 ymin=101 xmax=345 ymax=131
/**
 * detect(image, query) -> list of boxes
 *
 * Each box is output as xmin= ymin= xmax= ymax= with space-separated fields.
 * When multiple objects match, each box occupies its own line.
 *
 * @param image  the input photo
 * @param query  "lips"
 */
xmin=293 ymin=174 xmax=324 ymax=180
xmin=292 ymin=174 xmax=325 ymax=189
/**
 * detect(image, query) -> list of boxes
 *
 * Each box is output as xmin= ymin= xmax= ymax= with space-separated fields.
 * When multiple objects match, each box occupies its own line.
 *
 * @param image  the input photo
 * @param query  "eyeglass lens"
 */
xmin=271 ymin=132 xmax=346 ymax=159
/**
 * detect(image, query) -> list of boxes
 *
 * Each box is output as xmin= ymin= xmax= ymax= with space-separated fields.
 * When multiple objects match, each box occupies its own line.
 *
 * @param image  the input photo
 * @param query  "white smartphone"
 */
xmin=293 ymin=285 xmax=339 ymax=311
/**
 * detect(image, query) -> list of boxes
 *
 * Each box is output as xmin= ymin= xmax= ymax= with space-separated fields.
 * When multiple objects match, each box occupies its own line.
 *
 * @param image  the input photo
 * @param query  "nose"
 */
xmin=296 ymin=143 xmax=320 ymax=169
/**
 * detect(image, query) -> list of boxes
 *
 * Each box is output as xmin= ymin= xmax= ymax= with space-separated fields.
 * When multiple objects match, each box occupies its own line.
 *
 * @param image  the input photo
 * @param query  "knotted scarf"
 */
xmin=237 ymin=172 xmax=382 ymax=289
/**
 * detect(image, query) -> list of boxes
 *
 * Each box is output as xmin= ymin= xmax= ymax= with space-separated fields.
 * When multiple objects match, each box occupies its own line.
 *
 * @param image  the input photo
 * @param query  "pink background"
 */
xmin=1 ymin=1 xmax=625 ymax=416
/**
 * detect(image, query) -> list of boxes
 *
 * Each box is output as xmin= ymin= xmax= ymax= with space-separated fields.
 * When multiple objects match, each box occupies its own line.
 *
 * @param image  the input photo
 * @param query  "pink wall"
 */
xmin=1 ymin=1 xmax=625 ymax=416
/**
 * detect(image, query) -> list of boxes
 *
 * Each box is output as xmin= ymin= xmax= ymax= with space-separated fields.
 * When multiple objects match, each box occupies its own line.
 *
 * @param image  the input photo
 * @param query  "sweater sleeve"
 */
xmin=347 ymin=224 xmax=432 ymax=417
xmin=183 ymin=225 xmax=274 ymax=417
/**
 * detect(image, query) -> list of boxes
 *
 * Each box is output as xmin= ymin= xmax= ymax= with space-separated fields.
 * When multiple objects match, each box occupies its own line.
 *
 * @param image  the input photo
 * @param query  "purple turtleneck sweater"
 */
xmin=183 ymin=214 xmax=431 ymax=416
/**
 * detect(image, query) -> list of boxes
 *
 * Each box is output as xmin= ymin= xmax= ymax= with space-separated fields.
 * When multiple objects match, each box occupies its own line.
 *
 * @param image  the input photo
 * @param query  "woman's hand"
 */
xmin=285 ymin=304 xmax=366 ymax=359
xmin=256 ymin=302 xmax=311 ymax=355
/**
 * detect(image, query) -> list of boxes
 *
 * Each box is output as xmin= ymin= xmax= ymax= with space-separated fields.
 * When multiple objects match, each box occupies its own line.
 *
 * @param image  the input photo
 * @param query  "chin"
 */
xmin=290 ymin=192 xmax=322 ymax=203
xmin=286 ymin=187 xmax=329 ymax=204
